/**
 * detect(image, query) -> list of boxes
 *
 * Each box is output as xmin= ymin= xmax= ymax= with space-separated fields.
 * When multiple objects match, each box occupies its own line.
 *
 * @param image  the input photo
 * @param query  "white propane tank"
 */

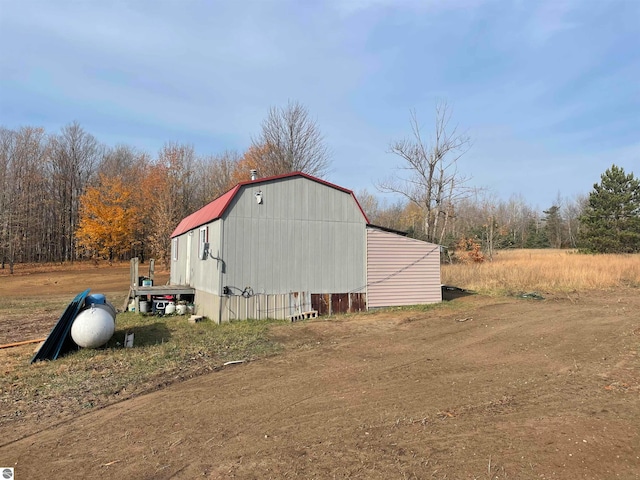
xmin=103 ymin=301 xmax=117 ymax=318
xmin=176 ymin=304 xmax=187 ymax=315
xmin=165 ymin=302 xmax=176 ymax=315
xmin=71 ymin=304 xmax=116 ymax=348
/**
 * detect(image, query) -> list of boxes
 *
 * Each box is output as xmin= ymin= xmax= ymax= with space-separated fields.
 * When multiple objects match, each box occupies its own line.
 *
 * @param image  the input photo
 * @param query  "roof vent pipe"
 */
xmin=250 ymin=169 xmax=258 ymax=181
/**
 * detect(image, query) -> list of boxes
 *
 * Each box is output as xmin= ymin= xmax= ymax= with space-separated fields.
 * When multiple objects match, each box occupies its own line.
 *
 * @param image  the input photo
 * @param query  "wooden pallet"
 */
xmin=289 ymin=310 xmax=318 ymax=322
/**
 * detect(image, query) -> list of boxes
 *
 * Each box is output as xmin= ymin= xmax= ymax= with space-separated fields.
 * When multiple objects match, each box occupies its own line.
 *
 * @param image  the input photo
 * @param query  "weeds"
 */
xmin=442 ymin=249 xmax=640 ymax=293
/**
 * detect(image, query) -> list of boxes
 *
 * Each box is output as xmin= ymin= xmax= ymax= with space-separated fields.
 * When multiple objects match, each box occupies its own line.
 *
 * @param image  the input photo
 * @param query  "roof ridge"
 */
xmin=170 ymin=172 xmax=369 ymax=238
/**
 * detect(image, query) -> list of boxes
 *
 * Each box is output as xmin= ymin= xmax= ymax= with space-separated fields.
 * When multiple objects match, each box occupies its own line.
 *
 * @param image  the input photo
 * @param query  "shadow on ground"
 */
xmin=109 ymin=322 xmax=172 ymax=347
xmin=441 ymin=285 xmax=475 ymax=301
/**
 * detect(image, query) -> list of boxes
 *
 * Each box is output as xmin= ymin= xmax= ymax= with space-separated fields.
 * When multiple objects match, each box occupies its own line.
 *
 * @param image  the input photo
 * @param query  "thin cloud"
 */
xmin=330 ymin=0 xmax=487 ymax=16
xmin=525 ymin=0 xmax=580 ymax=46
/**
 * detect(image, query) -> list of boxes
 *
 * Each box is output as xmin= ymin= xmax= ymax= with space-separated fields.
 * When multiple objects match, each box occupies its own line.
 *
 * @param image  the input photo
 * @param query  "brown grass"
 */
xmin=442 ymin=249 xmax=640 ymax=294
xmin=1 ymin=313 xmax=285 ymax=442
xmin=0 ymin=260 xmax=170 ymax=278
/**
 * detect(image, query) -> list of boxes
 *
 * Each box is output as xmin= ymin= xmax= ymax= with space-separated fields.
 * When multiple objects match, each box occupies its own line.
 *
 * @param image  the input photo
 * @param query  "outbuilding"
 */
xmin=170 ymin=172 xmax=441 ymax=323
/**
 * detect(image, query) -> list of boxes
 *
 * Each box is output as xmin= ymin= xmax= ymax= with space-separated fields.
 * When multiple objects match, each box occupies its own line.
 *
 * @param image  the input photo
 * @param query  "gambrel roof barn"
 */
xmin=170 ymin=172 xmax=441 ymax=323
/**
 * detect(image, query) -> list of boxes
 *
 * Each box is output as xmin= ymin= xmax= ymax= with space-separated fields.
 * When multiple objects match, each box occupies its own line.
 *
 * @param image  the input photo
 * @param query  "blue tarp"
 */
xmin=30 ymin=289 xmax=90 ymax=363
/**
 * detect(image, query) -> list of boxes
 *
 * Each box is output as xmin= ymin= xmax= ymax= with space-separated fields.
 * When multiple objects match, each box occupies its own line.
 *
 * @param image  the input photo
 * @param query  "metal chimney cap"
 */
xmin=250 ymin=169 xmax=258 ymax=181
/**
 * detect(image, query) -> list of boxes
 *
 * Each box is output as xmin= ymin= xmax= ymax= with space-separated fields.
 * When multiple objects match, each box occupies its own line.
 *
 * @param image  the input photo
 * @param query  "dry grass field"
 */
xmin=1 ymin=251 xmax=639 ymax=479
xmin=442 ymin=249 xmax=640 ymax=293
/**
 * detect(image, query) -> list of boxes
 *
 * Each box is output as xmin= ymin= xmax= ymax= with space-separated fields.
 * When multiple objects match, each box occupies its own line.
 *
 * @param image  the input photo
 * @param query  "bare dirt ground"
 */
xmin=1 ymin=265 xmax=639 ymax=479
xmin=0 ymin=262 xmax=168 ymax=344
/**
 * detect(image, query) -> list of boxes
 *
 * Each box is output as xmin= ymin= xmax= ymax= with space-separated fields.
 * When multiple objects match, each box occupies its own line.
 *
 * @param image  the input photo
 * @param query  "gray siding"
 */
xmin=219 ymin=291 xmax=312 ymax=322
xmin=221 ymin=176 xmax=367 ymax=295
xmin=366 ymin=227 xmax=441 ymax=308
xmin=170 ymin=233 xmax=188 ymax=285
xmin=171 ymin=220 xmax=222 ymax=294
xmin=193 ymin=220 xmax=223 ymax=294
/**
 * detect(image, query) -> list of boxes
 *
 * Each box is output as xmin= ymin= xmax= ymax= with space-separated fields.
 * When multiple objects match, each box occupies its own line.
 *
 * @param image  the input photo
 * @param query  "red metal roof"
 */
xmin=170 ymin=171 xmax=369 ymax=238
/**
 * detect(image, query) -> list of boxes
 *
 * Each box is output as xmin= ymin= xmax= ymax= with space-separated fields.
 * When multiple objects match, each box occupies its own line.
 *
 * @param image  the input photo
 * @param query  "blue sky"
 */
xmin=1 ymin=0 xmax=638 ymax=208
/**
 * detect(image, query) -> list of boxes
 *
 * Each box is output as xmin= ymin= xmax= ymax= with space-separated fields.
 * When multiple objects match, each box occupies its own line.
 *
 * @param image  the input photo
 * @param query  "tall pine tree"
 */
xmin=543 ymin=205 xmax=562 ymax=248
xmin=579 ymin=164 xmax=640 ymax=253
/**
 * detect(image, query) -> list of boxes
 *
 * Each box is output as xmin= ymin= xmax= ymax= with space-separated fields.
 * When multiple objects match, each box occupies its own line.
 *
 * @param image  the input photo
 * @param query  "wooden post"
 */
xmin=130 ymin=257 xmax=139 ymax=288
xmin=129 ymin=257 xmax=140 ymax=313
xmin=148 ymin=258 xmax=155 ymax=283
xmin=122 ymin=287 xmax=133 ymax=312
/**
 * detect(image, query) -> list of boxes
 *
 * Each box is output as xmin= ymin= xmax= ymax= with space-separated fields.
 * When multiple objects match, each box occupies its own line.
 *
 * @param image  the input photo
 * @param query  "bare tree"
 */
xmin=141 ymin=143 xmax=199 ymax=266
xmin=378 ymin=101 xmax=471 ymax=244
xmin=561 ymin=194 xmax=587 ymax=248
xmin=355 ymin=188 xmax=380 ymax=223
xmin=0 ymin=128 xmax=16 ymax=270
xmin=195 ymin=150 xmax=241 ymax=206
xmin=158 ymin=142 xmax=198 ymax=219
xmin=48 ymin=122 xmax=101 ymax=261
xmin=0 ymin=127 xmax=52 ymax=270
xmin=98 ymin=144 xmax=140 ymax=179
xmin=251 ymin=100 xmax=331 ymax=178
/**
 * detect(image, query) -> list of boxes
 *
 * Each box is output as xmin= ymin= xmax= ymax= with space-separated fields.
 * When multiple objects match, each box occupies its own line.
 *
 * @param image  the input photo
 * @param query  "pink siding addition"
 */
xmin=366 ymin=228 xmax=441 ymax=308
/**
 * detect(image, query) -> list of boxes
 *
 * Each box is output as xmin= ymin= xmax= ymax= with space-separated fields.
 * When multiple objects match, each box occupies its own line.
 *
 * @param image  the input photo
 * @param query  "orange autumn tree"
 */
xmin=454 ymin=236 xmax=485 ymax=264
xmin=76 ymin=174 xmax=138 ymax=262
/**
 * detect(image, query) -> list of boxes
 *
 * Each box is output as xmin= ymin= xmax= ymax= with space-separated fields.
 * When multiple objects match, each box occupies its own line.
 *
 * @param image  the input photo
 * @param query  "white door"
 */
xmin=185 ymin=233 xmax=192 ymax=285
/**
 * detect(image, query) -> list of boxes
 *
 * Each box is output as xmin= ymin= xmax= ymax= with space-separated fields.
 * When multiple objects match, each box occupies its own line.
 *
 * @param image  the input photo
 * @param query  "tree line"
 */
xmin=359 ymin=189 xmax=588 ymax=255
xmin=2 ymin=101 xmax=638 ymax=272
xmin=0 ymin=101 xmax=331 ymax=271
xmin=366 ymin=162 xmax=638 ymax=260
xmin=365 ymin=102 xmax=638 ymax=258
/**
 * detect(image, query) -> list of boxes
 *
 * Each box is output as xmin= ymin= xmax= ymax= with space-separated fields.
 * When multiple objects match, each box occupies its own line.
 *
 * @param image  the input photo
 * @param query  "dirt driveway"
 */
xmin=1 ymin=290 xmax=639 ymax=479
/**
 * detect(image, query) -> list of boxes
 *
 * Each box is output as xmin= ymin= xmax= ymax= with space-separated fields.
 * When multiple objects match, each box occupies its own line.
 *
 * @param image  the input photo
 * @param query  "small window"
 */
xmin=172 ymin=237 xmax=179 ymax=261
xmin=199 ymin=226 xmax=208 ymax=259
